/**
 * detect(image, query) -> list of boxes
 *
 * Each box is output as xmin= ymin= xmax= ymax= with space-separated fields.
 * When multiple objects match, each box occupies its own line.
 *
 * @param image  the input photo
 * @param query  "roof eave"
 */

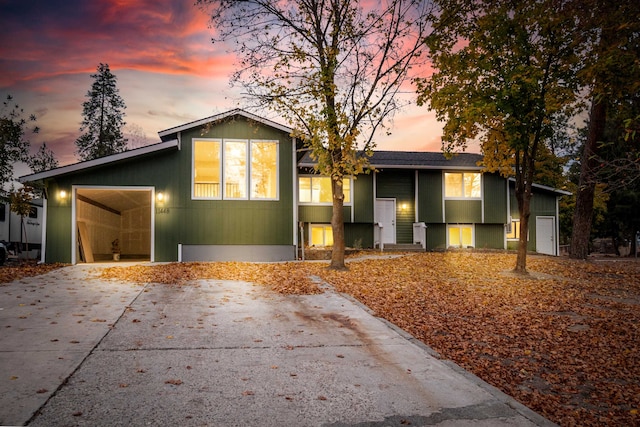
xmin=19 ymin=139 xmax=179 ymax=182
xmin=157 ymin=109 xmax=294 ymax=137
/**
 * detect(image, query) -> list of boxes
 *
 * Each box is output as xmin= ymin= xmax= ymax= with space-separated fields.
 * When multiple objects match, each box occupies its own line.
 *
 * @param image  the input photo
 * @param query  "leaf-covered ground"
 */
xmin=3 ymin=253 xmax=638 ymax=426
xmin=0 ymin=261 xmax=67 ymax=284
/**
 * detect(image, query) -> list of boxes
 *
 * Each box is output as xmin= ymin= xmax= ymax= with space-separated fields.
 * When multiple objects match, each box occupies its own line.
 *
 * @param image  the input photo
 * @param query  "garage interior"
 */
xmin=75 ymin=188 xmax=152 ymax=262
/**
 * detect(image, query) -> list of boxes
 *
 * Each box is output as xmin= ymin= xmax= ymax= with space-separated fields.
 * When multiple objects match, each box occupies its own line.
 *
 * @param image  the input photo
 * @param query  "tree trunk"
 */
xmin=570 ymin=99 xmax=606 ymax=259
xmin=514 ymin=190 xmax=531 ymax=274
xmin=329 ymin=177 xmax=347 ymax=270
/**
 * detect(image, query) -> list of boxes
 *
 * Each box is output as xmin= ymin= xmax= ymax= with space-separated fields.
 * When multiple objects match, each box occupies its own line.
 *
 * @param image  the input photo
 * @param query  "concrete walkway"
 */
xmin=0 ymin=264 xmax=556 ymax=426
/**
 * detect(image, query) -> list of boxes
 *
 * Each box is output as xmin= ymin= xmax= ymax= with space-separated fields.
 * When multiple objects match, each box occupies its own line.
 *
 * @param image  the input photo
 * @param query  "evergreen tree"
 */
xmin=75 ymin=63 xmax=127 ymax=160
xmin=1 ymin=94 xmax=37 ymax=191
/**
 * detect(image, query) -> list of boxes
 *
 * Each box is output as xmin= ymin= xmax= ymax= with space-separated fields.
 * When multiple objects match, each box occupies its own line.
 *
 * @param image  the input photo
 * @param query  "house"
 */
xmin=298 ymin=151 xmax=569 ymax=255
xmin=19 ymin=109 xmax=569 ymax=264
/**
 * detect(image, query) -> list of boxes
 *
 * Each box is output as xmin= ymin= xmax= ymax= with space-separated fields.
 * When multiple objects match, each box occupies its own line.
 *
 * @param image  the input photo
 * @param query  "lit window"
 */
xmin=506 ymin=220 xmax=521 ymax=240
xmin=224 ymin=140 xmax=247 ymax=199
xmin=299 ymin=176 xmax=351 ymax=204
xmin=445 ymin=172 xmax=481 ymax=198
xmin=448 ymin=224 xmax=474 ymax=248
xmin=250 ymin=141 xmax=278 ymax=199
xmin=310 ymin=224 xmax=333 ymax=246
xmin=193 ymin=138 xmax=279 ymax=201
xmin=193 ymin=139 xmax=221 ymax=199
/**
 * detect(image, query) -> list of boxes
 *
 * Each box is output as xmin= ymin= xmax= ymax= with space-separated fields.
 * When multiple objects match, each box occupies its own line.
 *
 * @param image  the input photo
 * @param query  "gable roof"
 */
xmin=19 ymin=139 xmax=179 ymax=183
xmin=157 ymin=108 xmax=294 ymax=138
xmin=298 ymin=150 xmax=484 ymax=170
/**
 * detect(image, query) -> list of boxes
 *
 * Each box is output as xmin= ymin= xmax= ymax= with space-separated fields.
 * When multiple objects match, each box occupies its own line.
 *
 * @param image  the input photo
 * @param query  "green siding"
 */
xmin=298 ymin=205 xmax=351 ymax=223
xmin=476 ymin=224 xmax=505 ymax=249
xmin=345 ymin=223 xmax=374 ymax=248
xmin=377 ymin=170 xmax=415 ymax=244
xmin=444 ymin=200 xmax=482 ymax=223
xmin=483 ymin=174 xmax=507 ymax=223
xmin=418 ymin=171 xmax=443 ymax=223
xmin=353 ymin=174 xmax=373 ymax=222
xmin=43 ymin=116 xmax=296 ymax=263
xmin=425 ymin=223 xmax=446 ymax=250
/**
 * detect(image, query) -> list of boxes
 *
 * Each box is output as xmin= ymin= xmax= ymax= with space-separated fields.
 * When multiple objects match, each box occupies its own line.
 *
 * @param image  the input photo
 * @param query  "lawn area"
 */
xmin=4 ymin=252 xmax=639 ymax=426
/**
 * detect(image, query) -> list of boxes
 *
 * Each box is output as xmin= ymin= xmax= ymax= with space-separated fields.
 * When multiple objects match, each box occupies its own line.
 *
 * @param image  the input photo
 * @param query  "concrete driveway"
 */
xmin=1 ymin=264 xmax=555 ymax=426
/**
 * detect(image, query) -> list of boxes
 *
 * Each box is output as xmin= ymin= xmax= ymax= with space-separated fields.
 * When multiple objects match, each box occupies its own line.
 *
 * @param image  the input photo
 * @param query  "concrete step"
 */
xmin=382 ymin=244 xmax=425 ymax=252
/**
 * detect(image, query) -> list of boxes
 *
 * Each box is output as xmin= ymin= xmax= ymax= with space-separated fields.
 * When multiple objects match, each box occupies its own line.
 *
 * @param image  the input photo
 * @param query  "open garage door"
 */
xmin=74 ymin=187 xmax=153 ymax=263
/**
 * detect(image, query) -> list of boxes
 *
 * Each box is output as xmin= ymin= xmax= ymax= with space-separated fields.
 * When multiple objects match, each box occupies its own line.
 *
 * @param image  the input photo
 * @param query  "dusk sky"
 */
xmin=1 ymin=0 xmax=451 ymax=179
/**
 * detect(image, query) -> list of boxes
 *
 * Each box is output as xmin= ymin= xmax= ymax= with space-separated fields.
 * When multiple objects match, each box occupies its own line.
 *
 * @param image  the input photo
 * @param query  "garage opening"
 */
xmin=75 ymin=187 xmax=152 ymax=263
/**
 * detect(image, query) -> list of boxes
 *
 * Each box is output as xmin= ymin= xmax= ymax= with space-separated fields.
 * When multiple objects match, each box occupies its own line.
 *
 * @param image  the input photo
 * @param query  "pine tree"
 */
xmin=75 ymin=63 xmax=127 ymax=160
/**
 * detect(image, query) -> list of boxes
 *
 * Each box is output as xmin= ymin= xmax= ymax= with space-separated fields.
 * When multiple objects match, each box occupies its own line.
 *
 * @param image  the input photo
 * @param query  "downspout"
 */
xmin=39 ymin=197 xmax=47 ymax=264
xmin=414 ymin=170 xmax=419 ymax=223
xmin=553 ymin=196 xmax=560 ymax=256
xmin=505 ymin=180 xmax=511 ymax=250
xmin=292 ymin=137 xmax=298 ymax=259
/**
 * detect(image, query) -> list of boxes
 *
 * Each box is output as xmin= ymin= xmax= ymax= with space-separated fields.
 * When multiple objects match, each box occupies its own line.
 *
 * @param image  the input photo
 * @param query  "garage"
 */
xmin=73 ymin=187 xmax=154 ymax=263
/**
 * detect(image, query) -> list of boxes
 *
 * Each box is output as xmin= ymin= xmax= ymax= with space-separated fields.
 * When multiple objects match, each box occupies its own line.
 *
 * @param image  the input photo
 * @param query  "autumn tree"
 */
xmin=0 ymin=95 xmax=38 ymax=191
xmin=569 ymin=0 xmax=640 ymax=259
xmin=75 ymin=63 xmax=127 ymax=161
xmin=10 ymin=185 xmax=34 ymax=254
xmin=198 ymin=0 xmax=434 ymax=269
xmin=417 ymin=0 xmax=580 ymax=273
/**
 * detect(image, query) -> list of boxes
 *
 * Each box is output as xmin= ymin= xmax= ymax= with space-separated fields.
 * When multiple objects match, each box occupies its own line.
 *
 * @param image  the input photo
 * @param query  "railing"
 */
xmin=194 ymin=182 xmax=220 ymax=198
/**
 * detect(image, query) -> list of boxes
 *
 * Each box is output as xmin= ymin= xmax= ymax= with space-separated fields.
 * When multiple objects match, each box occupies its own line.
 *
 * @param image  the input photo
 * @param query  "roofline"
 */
xmin=508 ymin=177 xmax=572 ymax=196
xmin=19 ymin=139 xmax=179 ymax=182
xmin=297 ymin=162 xmax=483 ymax=170
xmin=157 ymin=109 xmax=294 ymax=137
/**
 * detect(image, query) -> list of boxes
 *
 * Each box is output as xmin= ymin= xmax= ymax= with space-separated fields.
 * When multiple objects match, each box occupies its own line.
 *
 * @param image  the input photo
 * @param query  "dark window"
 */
xmin=0 ymin=204 xmax=5 ymax=222
xmin=29 ymin=207 xmax=38 ymax=219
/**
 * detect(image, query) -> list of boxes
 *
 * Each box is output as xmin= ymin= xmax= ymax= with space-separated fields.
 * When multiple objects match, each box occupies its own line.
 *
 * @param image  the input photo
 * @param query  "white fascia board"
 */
xmin=507 ymin=177 xmax=572 ymax=196
xmin=19 ymin=139 xmax=179 ymax=182
xmin=158 ymin=109 xmax=293 ymax=138
xmin=297 ymin=162 xmax=483 ymax=171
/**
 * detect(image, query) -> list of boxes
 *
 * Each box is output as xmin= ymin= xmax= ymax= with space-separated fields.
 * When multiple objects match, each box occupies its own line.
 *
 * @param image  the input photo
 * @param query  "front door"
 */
xmin=536 ymin=216 xmax=556 ymax=256
xmin=375 ymin=199 xmax=396 ymax=244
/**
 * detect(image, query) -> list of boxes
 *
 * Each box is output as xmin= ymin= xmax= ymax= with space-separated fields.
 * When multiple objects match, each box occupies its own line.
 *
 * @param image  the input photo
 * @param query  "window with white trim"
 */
xmin=506 ymin=219 xmax=521 ymax=240
xmin=444 ymin=172 xmax=481 ymax=199
xmin=448 ymin=224 xmax=474 ymax=248
xmin=193 ymin=138 xmax=278 ymax=200
xmin=299 ymin=176 xmax=351 ymax=204
xmin=310 ymin=224 xmax=333 ymax=246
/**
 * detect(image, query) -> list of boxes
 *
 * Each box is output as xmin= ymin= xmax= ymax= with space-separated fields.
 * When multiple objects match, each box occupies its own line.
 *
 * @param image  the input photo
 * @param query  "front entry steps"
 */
xmin=382 ymin=244 xmax=425 ymax=252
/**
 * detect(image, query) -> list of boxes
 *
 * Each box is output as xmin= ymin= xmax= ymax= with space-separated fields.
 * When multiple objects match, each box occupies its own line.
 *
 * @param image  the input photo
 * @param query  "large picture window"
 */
xmin=193 ymin=139 xmax=221 ymax=199
xmin=193 ymin=138 xmax=279 ymax=200
xmin=299 ymin=176 xmax=351 ymax=204
xmin=444 ymin=172 xmax=481 ymax=198
xmin=250 ymin=141 xmax=278 ymax=199
xmin=224 ymin=140 xmax=247 ymax=199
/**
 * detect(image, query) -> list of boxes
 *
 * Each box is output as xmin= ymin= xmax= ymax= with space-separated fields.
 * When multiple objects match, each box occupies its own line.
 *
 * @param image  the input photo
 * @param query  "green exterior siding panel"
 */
xmin=475 ymin=224 xmax=505 ymax=249
xmin=425 ymin=223 xmax=446 ymax=250
xmin=444 ymin=200 xmax=482 ymax=223
xmin=483 ymin=174 xmax=507 ymax=224
xmin=418 ymin=171 xmax=443 ymax=223
xmin=353 ymin=174 xmax=373 ymax=223
xmin=345 ymin=223 xmax=374 ymax=248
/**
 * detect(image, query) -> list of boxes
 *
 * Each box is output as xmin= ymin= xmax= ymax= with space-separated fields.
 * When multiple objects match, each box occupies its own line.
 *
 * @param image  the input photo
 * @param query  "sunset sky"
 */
xmin=1 ymin=0 xmax=452 ymax=179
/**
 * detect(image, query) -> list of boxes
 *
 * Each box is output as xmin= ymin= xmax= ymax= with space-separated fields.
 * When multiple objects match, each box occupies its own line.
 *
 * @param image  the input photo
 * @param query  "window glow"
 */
xmin=250 ymin=141 xmax=278 ymax=199
xmin=444 ymin=172 xmax=481 ymax=198
xmin=299 ymin=176 xmax=351 ymax=204
xmin=310 ymin=224 xmax=333 ymax=246
xmin=193 ymin=139 xmax=221 ymax=198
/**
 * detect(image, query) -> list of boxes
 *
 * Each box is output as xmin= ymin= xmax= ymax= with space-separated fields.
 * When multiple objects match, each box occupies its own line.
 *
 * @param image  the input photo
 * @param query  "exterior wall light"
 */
xmin=156 ymin=192 xmax=165 ymax=202
xmin=59 ymin=190 xmax=67 ymax=199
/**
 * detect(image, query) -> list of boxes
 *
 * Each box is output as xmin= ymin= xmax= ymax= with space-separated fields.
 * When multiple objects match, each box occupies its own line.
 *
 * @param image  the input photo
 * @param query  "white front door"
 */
xmin=536 ymin=216 xmax=556 ymax=256
xmin=375 ymin=199 xmax=396 ymax=244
